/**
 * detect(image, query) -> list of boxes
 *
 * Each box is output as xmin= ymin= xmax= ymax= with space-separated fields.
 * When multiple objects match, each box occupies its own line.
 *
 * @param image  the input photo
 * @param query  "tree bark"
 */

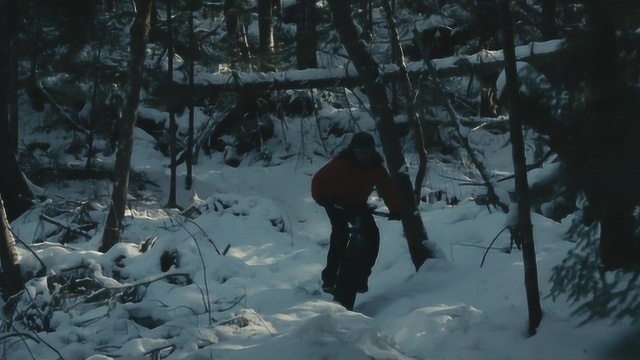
xmin=0 ymin=194 xmax=25 ymax=297
xmin=0 ymin=0 xmax=34 ymax=222
xmin=1 ymin=0 xmax=18 ymax=150
xmin=576 ymin=2 xmax=640 ymax=269
xmin=381 ymin=0 xmax=428 ymax=205
xmin=101 ymin=0 xmax=154 ymax=253
xmin=512 ymin=2 xmax=640 ymax=269
xmin=328 ymin=0 xmax=431 ymax=270
xmin=9 ymin=4 xmax=19 ymax=152
xmin=498 ymin=0 xmax=542 ymax=336
xmin=541 ymin=0 xmax=557 ymax=40
xmin=165 ymin=0 xmax=179 ymax=208
xmin=185 ymin=9 xmax=195 ymax=190
xmin=258 ymin=0 xmax=274 ymax=53
xmin=296 ymin=0 xmax=318 ymax=69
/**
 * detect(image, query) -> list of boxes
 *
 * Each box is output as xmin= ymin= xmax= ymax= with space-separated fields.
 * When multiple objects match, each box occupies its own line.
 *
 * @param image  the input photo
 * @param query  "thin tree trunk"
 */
xmin=541 ymin=0 xmax=557 ymax=41
xmin=258 ymin=0 xmax=274 ymax=53
xmin=381 ymin=0 xmax=428 ymax=204
xmin=419 ymin=47 xmax=507 ymax=212
xmin=361 ymin=0 xmax=374 ymax=43
xmin=258 ymin=0 xmax=276 ymax=72
xmin=9 ymin=22 xmax=19 ymax=152
xmin=185 ymin=9 xmax=195 ymax=190
xmin=2 ymin=0 xmax=19 ymax=151
xmin=101 ymin=0 xmax=154 ymax=252
xmin=166 ymin=0 xmax=179 ymax=208
xmin=85 ymin=19 xmax=107 ymax=170
xmin=497 ymin=0 xmax=542 ymax=336
xmin=296 ymin=0 xmax=317 ymax=69
xmin=0 ymin=194 xmax=24 ymax=296
xmin=328 ymin=0 xmax=431 ymax=270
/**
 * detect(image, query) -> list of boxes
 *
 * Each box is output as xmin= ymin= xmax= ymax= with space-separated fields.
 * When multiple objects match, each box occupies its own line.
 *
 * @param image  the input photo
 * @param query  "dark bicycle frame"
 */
xmin=332 ymin=206 xmax=388 ymax=311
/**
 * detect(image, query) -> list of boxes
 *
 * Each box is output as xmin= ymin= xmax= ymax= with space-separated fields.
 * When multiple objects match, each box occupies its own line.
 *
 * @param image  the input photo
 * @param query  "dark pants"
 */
xmin=321 ymin=206 xmax=380 ymax=287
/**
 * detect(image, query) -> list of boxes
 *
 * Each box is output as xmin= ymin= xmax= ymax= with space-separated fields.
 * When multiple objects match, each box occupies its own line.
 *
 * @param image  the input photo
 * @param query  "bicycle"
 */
xmin=330 ymin=205 xmax=390 ymax=311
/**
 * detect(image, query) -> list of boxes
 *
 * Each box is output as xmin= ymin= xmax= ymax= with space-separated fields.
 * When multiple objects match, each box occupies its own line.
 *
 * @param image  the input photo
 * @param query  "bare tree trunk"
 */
xmin=85 ymin=18 xmax=107 ymax=170
xmin=381 ymin=0 xmax=428 ymax=204
xmin=101 ymin=0 xmax=154 ymax=253
xmin=0 ymin=195 xmax=24 ymax=297
xmin=9 ymin=17 xmax=19 ymax=152
xmin=0 ymin=139 xmax=33 ymax=223
xmin=185 ymin=9 xmax=195 ymax=190
xmin=541 ymin=0 xmax=557 ymax=40
xmin=296 ymin=0 xmax=318 ymax=69
xmin=497 ymin=0 xmax=542 ymax=336
xmin=418 ymin=42 xmax=507 ymax=211
xmin=166 ymin=0 xmax=179 ymax=208
xmin=2 ymin=0 xmax=19 ymax=151
xmin=258 ymin=0 xmax=274 ymax=53
xmin=0 ymin=0 xmax=33 ymax=223
xmin=328 ymin=0 xmax=431 ymax=270
xmin=360 ymin=0 xmax=374 ymax=43
xmin=225 ymin=2 xmax=251 ymax=69
xmin=258 ymin=0 xmax=276 ymax=72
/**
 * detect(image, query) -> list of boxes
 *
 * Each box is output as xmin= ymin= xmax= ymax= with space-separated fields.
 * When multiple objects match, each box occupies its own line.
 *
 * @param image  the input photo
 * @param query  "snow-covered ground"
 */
xmin=5 ymin=117 xmax=639 ymax=360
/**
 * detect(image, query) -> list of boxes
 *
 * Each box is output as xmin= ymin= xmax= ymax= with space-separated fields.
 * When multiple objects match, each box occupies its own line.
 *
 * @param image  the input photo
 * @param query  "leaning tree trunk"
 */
xmin=498 ymin=0 xmax=542 ymax=336
xmin=101 ymin=0 xmax=154 ymax=253
xmin=0 ymin=195 xmax=24 ymax=296
xmin=327 ymin=0 xmax=431 ymax=270
xmin=381 ymin=0 xmax=428 ymax=204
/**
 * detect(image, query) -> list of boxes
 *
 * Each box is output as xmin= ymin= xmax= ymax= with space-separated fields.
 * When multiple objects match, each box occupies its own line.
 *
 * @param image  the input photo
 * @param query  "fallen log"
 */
xmin=182 ymin=39 xmax=564 ymax=94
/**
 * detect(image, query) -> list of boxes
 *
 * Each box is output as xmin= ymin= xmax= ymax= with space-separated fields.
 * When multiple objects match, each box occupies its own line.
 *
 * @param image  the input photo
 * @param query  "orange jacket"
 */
xmin=311 ymin=154 xmax=402 ymax=212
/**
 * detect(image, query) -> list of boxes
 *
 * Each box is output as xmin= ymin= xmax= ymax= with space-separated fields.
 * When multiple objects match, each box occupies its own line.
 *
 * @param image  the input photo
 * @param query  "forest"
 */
xmin=0 ymin=0 xmax=640 ymax=359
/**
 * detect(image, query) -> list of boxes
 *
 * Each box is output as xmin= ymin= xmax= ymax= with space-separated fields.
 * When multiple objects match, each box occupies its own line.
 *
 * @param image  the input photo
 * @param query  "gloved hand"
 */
xmin=387 ymin=212 xmax=403 ymax=221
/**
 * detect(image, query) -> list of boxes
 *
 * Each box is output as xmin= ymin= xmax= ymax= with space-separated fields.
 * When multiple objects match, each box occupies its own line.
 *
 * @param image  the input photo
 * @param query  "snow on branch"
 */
xmin=185 ymin=39 xmax=564 ymax=94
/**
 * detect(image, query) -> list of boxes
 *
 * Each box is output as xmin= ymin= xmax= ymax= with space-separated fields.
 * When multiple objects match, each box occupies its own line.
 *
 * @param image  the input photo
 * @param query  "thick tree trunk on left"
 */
xmin=0 ymin=0 xmax=33 ymax=222
xmin=0 ymin=132 xmax=33 ymax=222
xmin=328 ymin=0 xmax=431 ymax=270
xmin=101 ymin=0 xmax=154 ymax=252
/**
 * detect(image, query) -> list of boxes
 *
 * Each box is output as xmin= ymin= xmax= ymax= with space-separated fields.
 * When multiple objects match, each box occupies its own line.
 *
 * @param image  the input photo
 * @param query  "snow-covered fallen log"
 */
xmin=184 ymin=39 xmax=564 ymax=94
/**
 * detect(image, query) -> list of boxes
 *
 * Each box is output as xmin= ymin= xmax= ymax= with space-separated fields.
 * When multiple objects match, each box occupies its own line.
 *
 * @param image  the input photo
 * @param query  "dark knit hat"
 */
xmin=349 ymin=132 xmax=375 ymax=151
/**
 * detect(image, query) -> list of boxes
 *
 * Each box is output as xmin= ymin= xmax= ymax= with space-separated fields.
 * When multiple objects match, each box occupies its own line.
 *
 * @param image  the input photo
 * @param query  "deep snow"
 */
xmin=4 ymin=119 xmax=639 ymax=360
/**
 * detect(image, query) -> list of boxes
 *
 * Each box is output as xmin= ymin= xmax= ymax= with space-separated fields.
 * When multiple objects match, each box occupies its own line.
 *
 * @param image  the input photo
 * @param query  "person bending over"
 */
xmin=311 ymin=132 xmax=402 ymax=294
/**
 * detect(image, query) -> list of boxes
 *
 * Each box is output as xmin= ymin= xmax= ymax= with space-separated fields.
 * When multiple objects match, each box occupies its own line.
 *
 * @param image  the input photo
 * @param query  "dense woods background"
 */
xmin=1 ymin=0 xmax=640 ymax=348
